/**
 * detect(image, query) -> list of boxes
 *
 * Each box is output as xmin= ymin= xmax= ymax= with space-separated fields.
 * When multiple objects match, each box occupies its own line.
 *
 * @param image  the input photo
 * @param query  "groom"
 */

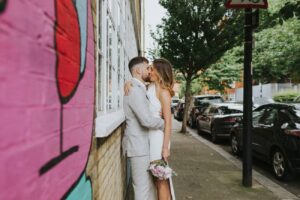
xmin=122 ymin=56 xmax=164 ymax=200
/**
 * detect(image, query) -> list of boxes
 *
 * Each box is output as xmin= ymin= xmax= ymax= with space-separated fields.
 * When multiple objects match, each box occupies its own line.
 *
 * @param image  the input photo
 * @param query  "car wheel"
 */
xmin=211 ymin=126 xmax=218 ymax=143
xmin=271 ymin=149 xmax=291 ymax=181
xmin=231 ymin=133 xmax=240 ymax=155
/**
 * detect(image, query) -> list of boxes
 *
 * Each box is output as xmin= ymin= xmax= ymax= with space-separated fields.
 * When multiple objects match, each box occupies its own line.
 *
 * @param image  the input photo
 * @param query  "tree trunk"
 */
xmin=180 ymin=76 xmax=192 ymax=133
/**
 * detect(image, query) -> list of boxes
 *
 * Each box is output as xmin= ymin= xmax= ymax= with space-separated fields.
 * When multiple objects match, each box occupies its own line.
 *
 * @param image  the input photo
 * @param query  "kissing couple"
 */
xmin=122 ymin=56 xmax=176 ymax=200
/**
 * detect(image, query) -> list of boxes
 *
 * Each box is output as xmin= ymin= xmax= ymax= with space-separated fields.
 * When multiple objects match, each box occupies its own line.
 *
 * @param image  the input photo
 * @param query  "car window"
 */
xmin=203 ymin=106 xmax=211 ymax=115
xmin=196 ymin=96 xmax=223 ymax=103
xmin=287 ymin=108 xmax=300 ymax=123
xmin=253 ymin=110 xmax=264 ymax=126
xmin=209 ymin=107 xmax=218 ymax=114
xmin=172 ymin=99 xmax=179 ymax=104
xmin=259 ymin=108 xmax=277 ymax=125
xmin=295 ymin=110 xmax=300 ymax=119
xmin=219 ymin=106 xmax=242 ymax=114
xmin=277 ymin=109 xmax=291 ymax=126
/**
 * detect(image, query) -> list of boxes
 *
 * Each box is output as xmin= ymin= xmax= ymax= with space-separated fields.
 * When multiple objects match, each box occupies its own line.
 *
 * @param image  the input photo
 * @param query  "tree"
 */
xmin=213 ymin=0 xmax=300 ymax=84
xmin=217 ymin=17 xmax=300 ymax=83
xmin=258 ymin=0 xmax=300 ymax=31
xmin=253 ymin=17 xmax=300 ymax=83
xmin=199 ymin=47 xmax=243 ymax=93
xmin=152 ymin=0 xmax=244 ymax=132
xmin=179 ymin=79 xmax=203 ymax=98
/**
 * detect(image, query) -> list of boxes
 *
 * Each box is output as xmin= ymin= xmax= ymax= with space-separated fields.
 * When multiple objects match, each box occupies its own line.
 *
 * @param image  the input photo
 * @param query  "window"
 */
xmin=95 ymin=0 xmax=137 ymax=137
xmin=277 ymin=110 xmax=291 ymax=127
xmin=96 ymin=0 xmax=103 ymax=111
xmin=253 ymin=109 xmax=264 ymax=126
xmin=209 ymin=107 xmax=218 ymax=114
xmin=259 ymin=108 xmax=277 ymax=126
xmin=106 ymin=17 xmax=113 ymax=111
xmin=117 ymin=39 xmax=122 ymax=108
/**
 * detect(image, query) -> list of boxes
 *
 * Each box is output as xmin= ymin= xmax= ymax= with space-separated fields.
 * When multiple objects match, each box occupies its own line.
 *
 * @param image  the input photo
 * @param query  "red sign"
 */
xmin=225 ymin=0 xmax=268 ymax=9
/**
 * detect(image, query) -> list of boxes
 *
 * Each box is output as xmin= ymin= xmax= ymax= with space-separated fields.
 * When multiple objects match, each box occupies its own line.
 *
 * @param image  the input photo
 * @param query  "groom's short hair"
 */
xmin=129 ymin=56 xmax=149 ymax=74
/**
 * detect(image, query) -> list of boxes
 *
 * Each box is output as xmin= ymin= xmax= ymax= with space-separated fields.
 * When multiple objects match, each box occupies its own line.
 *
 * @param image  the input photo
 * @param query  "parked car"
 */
xmin=196 ymin=103 xmax=243 ymax=143
xmin=188 ymin=95 xmax=224 ymax=128
xmin=230 ymin=103 xmax=300 ymax=180
xmin=171 ymin=97 xmax=180 ymax=113
xmin=174 ymin=101 xmax=185 ymax=121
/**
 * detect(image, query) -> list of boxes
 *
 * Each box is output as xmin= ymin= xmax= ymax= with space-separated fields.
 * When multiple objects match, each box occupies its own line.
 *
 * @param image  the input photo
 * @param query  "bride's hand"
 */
xmin=162 ymin=148 xmax=170 ymax=162
xmin=124 ymin=81 xmax=133 ymax=96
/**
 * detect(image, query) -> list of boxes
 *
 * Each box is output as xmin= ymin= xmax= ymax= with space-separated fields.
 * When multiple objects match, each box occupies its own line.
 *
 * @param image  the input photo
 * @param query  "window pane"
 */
xmin=117 ymin=3 xmax=121 ymax=32
xmin=97 ymin=55 xmax=103 ymax=111
xmin=97 ymin=1 xmax=102 ymax=49
xmin=117 ymin=40 xmax=121 ymax=108
xmin=107 ymin=18 xmax=113 ymax=110
xmin=96 ymin=0 xmax=103 ymax=111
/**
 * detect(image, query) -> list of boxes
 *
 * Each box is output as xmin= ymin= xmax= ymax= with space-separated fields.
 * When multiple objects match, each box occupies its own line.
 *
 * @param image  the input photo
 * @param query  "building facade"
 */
xmin=0 ymin=0 xmax=144 ymax=199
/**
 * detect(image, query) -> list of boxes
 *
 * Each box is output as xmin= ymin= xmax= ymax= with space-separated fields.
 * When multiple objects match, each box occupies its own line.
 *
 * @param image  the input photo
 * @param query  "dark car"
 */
xmin=188 ymin=95 xmax=224 ymax=128
xmin=230 ymin=103 xmax=300 ymax=180
xmin=174 ymin=101 xmax=185 ymax=121
xmin=171 ymin=97 xmax=180 ymax=113
xmin=196 ymin=103 xmax=243 ymax=143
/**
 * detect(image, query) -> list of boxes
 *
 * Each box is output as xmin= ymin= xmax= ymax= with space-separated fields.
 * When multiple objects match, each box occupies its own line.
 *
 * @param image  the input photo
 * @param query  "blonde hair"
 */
xmin=152 ymin=58 xmax=175 ymax=97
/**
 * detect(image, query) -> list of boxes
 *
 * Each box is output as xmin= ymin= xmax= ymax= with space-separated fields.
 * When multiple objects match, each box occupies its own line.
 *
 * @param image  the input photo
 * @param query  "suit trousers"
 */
xmin=129 ymin=155 xmax=156 ymax=200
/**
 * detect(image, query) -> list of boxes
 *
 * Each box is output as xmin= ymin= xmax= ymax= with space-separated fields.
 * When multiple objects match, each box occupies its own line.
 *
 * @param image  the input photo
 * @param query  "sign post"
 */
xmin=225 ymin=0 xmax=268 ymax=187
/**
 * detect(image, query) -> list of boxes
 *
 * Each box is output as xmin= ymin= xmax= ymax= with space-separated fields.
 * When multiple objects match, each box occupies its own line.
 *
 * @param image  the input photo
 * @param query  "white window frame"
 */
xmin=95 ymin=0 xmax=139 ymax=137
xmin=95 ymin=0 xmax=123 ymax=137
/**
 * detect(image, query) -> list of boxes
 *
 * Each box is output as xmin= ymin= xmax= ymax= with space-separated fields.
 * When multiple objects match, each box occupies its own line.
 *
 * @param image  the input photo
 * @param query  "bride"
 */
xmin=126 ymin=58 xmax=176 ymax=200
xmin=147 ymin=58 xmax=175 ymax=200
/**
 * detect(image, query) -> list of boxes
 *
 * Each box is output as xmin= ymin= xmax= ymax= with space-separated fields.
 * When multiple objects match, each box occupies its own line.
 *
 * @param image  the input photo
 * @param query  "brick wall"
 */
xmin=87 ymin=126 xmax=127 ymax=200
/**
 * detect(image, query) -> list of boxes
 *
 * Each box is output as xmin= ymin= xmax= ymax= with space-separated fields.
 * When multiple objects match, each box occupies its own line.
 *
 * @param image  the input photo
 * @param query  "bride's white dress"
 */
xmin=147 ymin=83 xmax=176 ymax=200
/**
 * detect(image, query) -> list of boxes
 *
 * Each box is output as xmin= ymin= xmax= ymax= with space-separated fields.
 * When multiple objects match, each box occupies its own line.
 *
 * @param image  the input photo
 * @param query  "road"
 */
xmin=182 ymin=121 xmax=300 ymax=198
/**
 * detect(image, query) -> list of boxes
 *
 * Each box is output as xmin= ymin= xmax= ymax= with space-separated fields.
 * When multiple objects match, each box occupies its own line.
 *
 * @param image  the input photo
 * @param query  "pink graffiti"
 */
xmin=0 ymin=0 xmax=95 ymax=199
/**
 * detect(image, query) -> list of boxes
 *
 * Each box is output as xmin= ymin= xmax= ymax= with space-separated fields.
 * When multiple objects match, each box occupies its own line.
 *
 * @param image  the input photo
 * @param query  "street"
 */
xmin=178 ymin=119 xmax=300 ymax=198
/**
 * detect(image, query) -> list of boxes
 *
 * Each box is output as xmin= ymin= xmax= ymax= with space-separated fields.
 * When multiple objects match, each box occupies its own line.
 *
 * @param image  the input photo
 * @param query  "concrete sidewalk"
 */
xmin=170 ymin=119 xmax=299 ymax=200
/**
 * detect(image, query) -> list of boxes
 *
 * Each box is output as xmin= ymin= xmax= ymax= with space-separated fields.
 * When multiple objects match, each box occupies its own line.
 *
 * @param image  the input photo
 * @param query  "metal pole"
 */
xmin=243 ymin=8 xmax=253 ymax=187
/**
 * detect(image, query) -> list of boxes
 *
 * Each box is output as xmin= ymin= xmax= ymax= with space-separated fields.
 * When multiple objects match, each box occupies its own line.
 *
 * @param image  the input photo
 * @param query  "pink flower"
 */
xmin=148 ymin=160 xmax=177 ymax=180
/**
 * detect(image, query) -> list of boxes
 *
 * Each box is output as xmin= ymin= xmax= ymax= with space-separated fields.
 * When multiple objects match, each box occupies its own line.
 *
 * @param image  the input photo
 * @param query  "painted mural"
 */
xmin=0 ymin=0 xmax=95 ymax=199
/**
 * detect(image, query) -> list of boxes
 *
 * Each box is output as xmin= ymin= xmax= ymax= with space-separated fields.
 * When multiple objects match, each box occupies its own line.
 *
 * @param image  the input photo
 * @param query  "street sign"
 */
xmin=225 ymin=0 xmax=268 ymax=9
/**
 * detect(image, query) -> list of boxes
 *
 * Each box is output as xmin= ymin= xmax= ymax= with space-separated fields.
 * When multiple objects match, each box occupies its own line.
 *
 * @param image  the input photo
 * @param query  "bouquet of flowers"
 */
xmin=148 ymin=159 xmax=177 ymax=180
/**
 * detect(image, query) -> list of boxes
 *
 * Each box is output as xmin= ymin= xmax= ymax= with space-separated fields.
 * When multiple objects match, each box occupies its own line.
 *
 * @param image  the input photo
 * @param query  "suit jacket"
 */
xmin=122 ymin=79 xmax=164 ymax=157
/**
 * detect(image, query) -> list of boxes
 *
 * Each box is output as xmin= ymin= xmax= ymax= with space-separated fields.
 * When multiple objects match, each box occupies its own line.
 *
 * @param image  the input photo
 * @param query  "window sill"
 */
xmin=95 ymin=109 xmax=125 ymax=137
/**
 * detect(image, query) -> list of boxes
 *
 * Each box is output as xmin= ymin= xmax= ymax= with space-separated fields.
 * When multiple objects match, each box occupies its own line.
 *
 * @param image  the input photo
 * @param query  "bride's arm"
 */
xmin=160 ymin=89 xmax=172 ymax=162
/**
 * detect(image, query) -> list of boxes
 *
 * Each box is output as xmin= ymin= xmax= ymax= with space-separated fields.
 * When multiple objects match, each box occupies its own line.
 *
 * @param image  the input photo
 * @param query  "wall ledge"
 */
xmin=95 ymin=110 xmax=125 ymax=137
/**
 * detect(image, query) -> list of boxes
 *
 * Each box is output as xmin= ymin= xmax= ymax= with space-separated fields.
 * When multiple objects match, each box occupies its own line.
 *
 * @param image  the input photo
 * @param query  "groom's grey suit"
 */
xmin=122 ymin=78 xmax=164 ymax=200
